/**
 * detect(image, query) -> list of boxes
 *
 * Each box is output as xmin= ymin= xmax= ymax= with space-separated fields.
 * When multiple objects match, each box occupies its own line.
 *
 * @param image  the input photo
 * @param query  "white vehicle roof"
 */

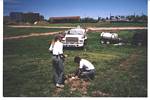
xmin=69 ymin=28 xmax=85 ymax=35
xmin=64 ymin=25 xmax=86 ymax=35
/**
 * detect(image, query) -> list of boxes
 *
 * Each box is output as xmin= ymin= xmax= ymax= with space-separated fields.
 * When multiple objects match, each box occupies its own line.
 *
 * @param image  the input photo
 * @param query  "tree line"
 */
xmin=4 ymin=13 xmax=147 ymax=25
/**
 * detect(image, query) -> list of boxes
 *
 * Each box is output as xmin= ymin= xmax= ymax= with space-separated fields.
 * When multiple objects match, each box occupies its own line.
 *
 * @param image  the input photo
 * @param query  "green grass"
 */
xmin=48 ymin=22 xmax=147 ymax=27
xmin=3 ymin=29 xmax=147 ymax=97
xmin=3 ymin=26 xmax=67 ymax=37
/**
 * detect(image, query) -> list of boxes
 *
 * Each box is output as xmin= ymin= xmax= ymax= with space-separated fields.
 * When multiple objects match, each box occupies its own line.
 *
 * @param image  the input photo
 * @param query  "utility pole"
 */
xmin=110 ymin=12 xmax=111 ymax=20
xmin=134 ymin=12 xmax=136 ymax=17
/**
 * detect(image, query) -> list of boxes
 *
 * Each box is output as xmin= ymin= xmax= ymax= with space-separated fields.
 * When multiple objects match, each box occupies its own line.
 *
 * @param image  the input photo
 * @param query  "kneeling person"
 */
xmin=74 ymin=56 xmax=95 ymax=80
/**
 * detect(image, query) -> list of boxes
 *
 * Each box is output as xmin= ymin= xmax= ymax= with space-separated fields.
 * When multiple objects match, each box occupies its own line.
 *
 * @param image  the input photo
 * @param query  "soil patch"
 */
xmin=52 ymin=74 xmax=91 ymax=96
xmin=119 ymin=53 xmax=140 ymax=70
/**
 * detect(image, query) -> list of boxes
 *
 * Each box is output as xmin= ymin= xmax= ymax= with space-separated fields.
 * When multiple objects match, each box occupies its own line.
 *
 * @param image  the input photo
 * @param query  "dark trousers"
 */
xmin=81 ymin=69 xmax=95 ymax=79
xmin=52 ymin=55 xmax=64 ymax=84
xmin=76 ymin=69 xmax=96 ymax=80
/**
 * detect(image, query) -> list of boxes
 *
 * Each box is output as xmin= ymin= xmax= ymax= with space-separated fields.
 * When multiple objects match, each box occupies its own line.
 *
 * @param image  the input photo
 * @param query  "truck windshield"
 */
xmin=68 ymin=29 xmax=84 ymax=35
xmin=69 ymin=32 xmax=83 ymax=35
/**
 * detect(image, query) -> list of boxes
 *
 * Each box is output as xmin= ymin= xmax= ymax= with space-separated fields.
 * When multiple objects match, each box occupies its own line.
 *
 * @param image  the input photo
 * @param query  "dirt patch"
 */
xmin=52 ymin=88 xmax=64 ymax=96
xmin=64 ymin=74 xmax=90 ymax=95
xmin=52 ymin=73 xmax=113 ymax=96
xmin=92 ymin=91 xmax=110 ymax=96
xmin=119 ymin=53 xmax=140 ymax=70
xmin=52 ymin=74 xmax=91 ymax=96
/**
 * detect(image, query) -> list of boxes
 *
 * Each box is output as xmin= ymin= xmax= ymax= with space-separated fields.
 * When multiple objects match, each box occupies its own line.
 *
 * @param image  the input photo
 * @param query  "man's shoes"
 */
xmin=56 ymin=83 xmax=64 ymax=88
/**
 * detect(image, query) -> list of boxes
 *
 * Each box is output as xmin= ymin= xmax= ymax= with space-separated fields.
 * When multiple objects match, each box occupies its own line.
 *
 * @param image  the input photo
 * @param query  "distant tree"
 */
xmin=106 ymin=17 xmax=109 ymax=20
xmin=101 ymin=18 xmax=106 ymax=22
xmin=81 ymin=17 xmax=97 ymax=23
xmin=98 ymin=17 xmax=101 ymax=21
xmin=126 ymin=14 xmax=147 ymax=22
xmin=115 ymin=16 xmax=119 ymax=21
xmin=140 ymin=15 xmax=147 ymax=22
xmin=126 ymin=15 xmax=135 ymax=21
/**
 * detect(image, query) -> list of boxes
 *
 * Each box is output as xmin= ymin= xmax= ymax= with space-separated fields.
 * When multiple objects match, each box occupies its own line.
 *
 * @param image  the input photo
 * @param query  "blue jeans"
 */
xmin=52 ymin=55 xmax=64 ymax=84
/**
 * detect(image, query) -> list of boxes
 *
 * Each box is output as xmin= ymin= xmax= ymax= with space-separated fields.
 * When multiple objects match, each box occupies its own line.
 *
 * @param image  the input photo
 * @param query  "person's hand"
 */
xmin=71 ymin=76 xmax=75 ymax=79
xmin=75 ymin=76 xmax=79 ymax=79
xmin=64 ymin=54 xmax=68 ymax=57
xmin=48 ymin=50 xmax=52 ymax=53
xmin=71 ymin=76 xmax=78 ymax=79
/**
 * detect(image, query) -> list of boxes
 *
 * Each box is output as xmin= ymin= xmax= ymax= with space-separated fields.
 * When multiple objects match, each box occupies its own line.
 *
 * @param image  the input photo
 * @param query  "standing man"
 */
xmin=49 ymin=35 xmax=65 ymax=88
xmin=74 ymin=56 xmax=95 ymax=80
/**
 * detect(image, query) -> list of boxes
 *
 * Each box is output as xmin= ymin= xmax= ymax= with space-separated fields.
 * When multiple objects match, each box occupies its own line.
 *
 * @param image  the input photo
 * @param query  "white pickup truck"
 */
xmin=62 ymin=26 xmax=87 ymax=48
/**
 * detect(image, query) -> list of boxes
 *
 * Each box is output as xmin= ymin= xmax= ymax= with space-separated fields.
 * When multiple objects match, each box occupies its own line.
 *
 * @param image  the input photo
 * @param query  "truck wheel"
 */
xmin=106 ymin=41 xmax=110 ymax=44
xmin=101 ymin=40 xmax=104 ymax=44
xmin=84 ymin=40 xmax=87 ymax=45
xmin=138 ymin=42 xmax=142 ymax=46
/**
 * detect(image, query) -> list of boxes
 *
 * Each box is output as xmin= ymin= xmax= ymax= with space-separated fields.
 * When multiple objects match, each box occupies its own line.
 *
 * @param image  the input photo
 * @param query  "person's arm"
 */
xmin=74 ymin=63 xmax=82 ymax=76
xmin=74 ymin=60 xmax=83 ymax=76
xmin=74 ymin=68 xmax=80 ymax=76
xmin=58 ymin=42 xmax=66 ymax=60
xmin=49 ymin=40 xmax=54 ymax=52
xmin=79 ymin=60 xmax=84 ymax=69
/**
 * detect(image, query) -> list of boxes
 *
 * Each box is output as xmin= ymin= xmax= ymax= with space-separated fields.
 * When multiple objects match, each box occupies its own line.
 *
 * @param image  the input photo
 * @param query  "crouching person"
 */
xmin=74 ymin=56 xmax=95 ymax=80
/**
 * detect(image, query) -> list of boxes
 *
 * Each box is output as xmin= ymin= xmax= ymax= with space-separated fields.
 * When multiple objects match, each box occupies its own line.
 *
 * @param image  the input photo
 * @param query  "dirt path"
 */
xmin=4 ymin=26 xmax=147 ymax=40
xmin=88 ymin=27 xmax=147 ymax=31
xmin=8 ymin=25 xmax=74 ymax=29
xmin=9 ymin=25 xmax=147 ymax=30
xmin=3 ymin=31 xmax=62 ymax=40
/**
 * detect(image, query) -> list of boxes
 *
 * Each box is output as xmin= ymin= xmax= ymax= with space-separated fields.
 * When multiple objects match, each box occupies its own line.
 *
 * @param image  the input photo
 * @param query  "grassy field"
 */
xmin=3 ymin=29 xmax=147 ymax=97
xmin=3 ymin=26 xmax=67 ymax=37
xmin=48 ymin=22 xmax=147 ymax=27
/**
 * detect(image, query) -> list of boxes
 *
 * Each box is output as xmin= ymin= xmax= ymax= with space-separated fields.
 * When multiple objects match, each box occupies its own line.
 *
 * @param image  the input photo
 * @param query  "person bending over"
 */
xmin=74 ymin=56 xmax=95 ymax=80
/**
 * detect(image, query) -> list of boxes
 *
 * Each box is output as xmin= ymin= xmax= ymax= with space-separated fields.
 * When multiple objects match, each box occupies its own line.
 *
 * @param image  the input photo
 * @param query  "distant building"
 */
xmin=23 ymin=12 xmax=44 ymax=23
xmin=4 ymin=16 xmax=11 ymax=24
xmin=9 ymin=12 xmax=44 ymax=23
xmin=49 ymin=16 xmax=80 ymax=23
xmin=10 ymin=12 xmax=24 ymax=22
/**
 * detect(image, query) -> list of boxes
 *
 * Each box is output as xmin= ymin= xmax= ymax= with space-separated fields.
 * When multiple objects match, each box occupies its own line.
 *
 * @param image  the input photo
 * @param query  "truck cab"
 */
xmin=62 ymin=26 xmax=87 ymax=48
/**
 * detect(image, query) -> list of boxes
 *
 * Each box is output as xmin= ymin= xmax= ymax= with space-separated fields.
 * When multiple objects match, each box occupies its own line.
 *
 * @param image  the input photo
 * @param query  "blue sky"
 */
xmin=4 ymin=0 xmax=147 ymax=19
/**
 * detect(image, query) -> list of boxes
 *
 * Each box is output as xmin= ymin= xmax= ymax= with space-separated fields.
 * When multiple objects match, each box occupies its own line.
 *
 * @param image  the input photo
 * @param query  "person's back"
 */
xmin=74 ymin=56 xmax=95 ymax=80
xmin=80 ymin=59 xmax=95 ymax=70
xmin=52 ymin=41 xmax=63 ymax=55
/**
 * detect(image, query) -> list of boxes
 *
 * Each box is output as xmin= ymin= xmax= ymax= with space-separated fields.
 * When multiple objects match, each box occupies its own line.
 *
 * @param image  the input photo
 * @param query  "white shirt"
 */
xmin=49 ymin=41 xmax=63 ymax=55
xmin=79 ymin=59 xmax=95 ymax=70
